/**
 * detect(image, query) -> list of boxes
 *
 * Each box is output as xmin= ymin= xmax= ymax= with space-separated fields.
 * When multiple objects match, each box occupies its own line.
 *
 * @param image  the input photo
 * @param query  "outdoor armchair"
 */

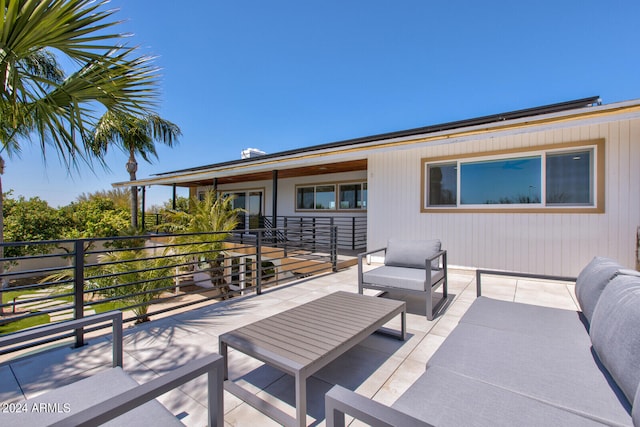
xmin=358 ymin=239 xmax=448 ymax=320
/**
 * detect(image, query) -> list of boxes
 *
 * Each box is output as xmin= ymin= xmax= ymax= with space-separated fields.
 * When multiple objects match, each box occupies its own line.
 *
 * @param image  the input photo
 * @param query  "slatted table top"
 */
xmin=220 ymin=291 xmax=405 ymax=376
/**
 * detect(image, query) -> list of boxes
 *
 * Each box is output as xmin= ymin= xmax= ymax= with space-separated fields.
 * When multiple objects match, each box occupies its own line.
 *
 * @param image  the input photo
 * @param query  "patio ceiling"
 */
xmin=177 ymin=158 xmax=367 ymax=187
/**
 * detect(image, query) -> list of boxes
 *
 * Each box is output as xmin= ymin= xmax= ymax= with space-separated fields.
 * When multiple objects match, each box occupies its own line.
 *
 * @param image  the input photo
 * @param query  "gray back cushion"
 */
xmin=575 ymin=256 xmax=622 ymax=323
xmin=384 ymin=239 xmax=441 ymax=269
xmin=589 ymin=274 xmax=640 ymax=404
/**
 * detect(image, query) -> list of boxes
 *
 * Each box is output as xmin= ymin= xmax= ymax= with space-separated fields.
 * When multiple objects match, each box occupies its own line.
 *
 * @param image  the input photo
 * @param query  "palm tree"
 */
xmin=92 ymin=111 xmax=181 ymax=229
xmin=159 ymin=191 xmax=243 ymax=295
xmin=0 ymin=0 xmax=161 ymax=313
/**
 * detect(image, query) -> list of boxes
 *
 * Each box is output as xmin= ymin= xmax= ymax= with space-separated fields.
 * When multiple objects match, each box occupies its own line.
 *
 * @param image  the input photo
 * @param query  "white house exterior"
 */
xmin=115 ymin=96 xmax=640 ymax=276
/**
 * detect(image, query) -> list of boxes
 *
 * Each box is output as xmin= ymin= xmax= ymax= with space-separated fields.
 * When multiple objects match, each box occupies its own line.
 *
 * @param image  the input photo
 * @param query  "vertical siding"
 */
xmin=368 ymin=117 xmax=640 ymax=276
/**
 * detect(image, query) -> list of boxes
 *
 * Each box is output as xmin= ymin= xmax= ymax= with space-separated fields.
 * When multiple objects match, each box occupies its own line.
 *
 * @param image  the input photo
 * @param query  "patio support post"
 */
xmin=172 ymin=184 xmax=177 ymax=210
xmin=73 ymin=239 xmax=85 ymax=348
xmin=256 ymin=231 xmax=262 ymax=295
xmin=284 ymin=217 xmax=288 ymax=257
xmin=272 ymin=170 xmax=278 ymax=229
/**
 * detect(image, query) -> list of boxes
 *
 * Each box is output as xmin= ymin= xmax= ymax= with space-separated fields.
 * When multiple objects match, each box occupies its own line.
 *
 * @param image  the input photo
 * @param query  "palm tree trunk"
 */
xmin=126 ymin=151 xmax=139 ymax=230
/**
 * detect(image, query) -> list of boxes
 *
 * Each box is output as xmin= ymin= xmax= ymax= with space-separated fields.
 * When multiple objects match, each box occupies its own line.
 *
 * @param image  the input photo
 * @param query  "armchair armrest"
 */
xmin=0 ymin=311 xmax=123 ymax=367
xmin=50 ymin=353 xmax=225 ymax=427
xmin=358 ymin=247 xmax=387 ymax=293
xmin=325 ymin=385 xmax=433 ymax=427
xmin=426 ymin=249 xmax=447 ymax=269
xmin=357 ymin=247 xmax=387 ymax=264
xmin=475 ymin=269 xmax=577 ymax=297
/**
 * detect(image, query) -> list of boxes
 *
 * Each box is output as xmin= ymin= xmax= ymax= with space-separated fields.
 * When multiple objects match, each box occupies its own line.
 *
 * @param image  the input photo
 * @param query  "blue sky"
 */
xmin=6 ymin=0 xmax=640 ymax=207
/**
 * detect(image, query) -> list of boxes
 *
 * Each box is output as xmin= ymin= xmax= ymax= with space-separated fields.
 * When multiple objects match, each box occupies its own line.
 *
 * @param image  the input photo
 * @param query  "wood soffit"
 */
xmin=180 ymin=159 xmax=367 ymax=187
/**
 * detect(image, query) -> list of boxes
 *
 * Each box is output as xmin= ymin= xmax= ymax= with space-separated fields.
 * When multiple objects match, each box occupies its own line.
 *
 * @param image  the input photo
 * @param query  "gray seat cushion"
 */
xmin=384 ymin=239 xmax=441 ymax=269
xmin=393 ymin=366 xmax=607 ymax=427
xmin=4 ymin=368 xmax=181 ymax=426
xmin=589 ymin=274 xmax=640 ymax=405
xmin=427 ymin=322 xmax=632 ymax=425
xmin=459 ymin=296 xmax=589 ymax=339
xmin=362 ymin=265 xmax=444 ymax=292
xmin=575 ymin=256 xmax=624 ymax=323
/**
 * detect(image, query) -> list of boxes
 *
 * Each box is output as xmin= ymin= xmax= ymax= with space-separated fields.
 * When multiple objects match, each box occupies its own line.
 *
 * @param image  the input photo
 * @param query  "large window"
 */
xmin=296 ymin=185 xmax=335 ymax=210
xmin=424 ymin=142 xmax=600 ymax=211
xmin=339 ymin=183 xmax=367 ymax=209
xmin=296 ymin=182 xmax=367 ymax=211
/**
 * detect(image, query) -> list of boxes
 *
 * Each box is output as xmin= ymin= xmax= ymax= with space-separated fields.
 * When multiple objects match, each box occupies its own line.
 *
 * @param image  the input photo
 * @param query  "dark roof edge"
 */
xmin=156 ymin=96 xmax=601 ymax=177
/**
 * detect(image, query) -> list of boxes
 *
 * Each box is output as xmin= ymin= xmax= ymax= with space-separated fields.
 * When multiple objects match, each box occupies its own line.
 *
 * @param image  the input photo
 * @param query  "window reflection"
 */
xmin=460 ymin=157 xmax=541 ymax=205
xmin=546 ymin=150 xmax=592 ymax=205
xmin=296 ymin=187 xmax=314 ymax=209
xmin=428 ymin=164 xmax=457 ymax=206
xmin=315 ymin=185 xmax=335 ymax=209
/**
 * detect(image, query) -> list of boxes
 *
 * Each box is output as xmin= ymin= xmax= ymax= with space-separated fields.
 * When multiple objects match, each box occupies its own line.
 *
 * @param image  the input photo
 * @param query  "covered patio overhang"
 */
xmin=112 ymin=157 xmax=368 ymax=228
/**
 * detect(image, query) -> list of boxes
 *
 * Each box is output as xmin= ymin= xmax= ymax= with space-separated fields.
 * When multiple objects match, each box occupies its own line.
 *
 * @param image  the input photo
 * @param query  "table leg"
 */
xmin=219 ymin=340 xmax=229 ymax=380
xmin=401 ymin=309 xmax=406 ymax=341
xmin=295 ymin=373 xmax=307 ymax=427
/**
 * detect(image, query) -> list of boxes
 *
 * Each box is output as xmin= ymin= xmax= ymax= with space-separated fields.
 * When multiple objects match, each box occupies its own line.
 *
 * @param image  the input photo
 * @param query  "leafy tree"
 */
xmin=2 ymin=191 xmax=68 ymax=257
xmin=91 ymin=112 xmax=181 ymax=229
xmin=161 ymin=195 xmax=190 ymax=213
xmin=61 ymin=197 xmax=131 ymax=242
xmin=76 ymin=188 xmax=131 ymax=211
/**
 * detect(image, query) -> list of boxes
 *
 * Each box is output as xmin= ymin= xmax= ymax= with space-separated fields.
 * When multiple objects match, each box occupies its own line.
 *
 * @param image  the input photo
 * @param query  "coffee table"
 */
xmin=219 ymin=291 xmax=406 ymax=427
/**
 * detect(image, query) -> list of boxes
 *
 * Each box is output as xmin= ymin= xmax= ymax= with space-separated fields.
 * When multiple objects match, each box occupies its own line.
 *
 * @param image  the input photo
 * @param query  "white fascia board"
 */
xmin=351 ymin=98 xmax=640 ymax=155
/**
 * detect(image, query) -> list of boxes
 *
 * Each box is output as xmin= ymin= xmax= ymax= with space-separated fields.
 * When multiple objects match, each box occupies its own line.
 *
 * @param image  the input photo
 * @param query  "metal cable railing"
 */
xmin=0 ymin=225 xmax=339 ymax=354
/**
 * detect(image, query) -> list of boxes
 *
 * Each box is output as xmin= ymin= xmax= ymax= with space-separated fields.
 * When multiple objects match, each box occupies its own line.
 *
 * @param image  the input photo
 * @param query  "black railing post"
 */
xmin=256 ymin=231 xmax=262 ymax=295
xmin=299 ymin=217 xmax=303 ymax=247
xmin=330 ymin=217 xmax=335 ymax=250
xmin=312 ymin=218 xmax=317 ymax=253
xmin=73 ymin=239 xmax=85 ymax=348
xmin=352 ymin=217 xmax=356 ymax=250
xmin=331 ymin=225 xmax=338 ymax=272
xmin=141 ymin=186 xmax=146 ymax=231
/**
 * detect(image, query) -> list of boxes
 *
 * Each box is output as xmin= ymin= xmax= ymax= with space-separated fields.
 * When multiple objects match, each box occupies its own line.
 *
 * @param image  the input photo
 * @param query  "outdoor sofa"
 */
xmin=358 ymin=239 xmax=448 ymax=320
xmin=0 ymin=311 xmax=224 ymax=426
xmin=328 ymin=256 xmax=640 ymax=426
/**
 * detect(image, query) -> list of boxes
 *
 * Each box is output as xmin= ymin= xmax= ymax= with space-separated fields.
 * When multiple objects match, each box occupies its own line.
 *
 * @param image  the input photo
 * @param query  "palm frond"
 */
xmin=1 ymin=0 xmax=162 ymax=169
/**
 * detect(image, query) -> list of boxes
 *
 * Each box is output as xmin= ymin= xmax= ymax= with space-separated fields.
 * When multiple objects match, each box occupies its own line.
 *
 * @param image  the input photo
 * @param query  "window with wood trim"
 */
xmin=423 ymin=141 xmax=602 ymax=212
xmin=296 ymin=182 xmax=367 ymax=211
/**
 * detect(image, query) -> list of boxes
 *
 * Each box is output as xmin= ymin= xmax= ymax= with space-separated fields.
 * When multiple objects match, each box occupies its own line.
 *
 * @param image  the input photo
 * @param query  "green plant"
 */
xmin=91 ymin=250 xmax=174 ymax=323
xmin=158 ymin=191 xmax=243 ymax=295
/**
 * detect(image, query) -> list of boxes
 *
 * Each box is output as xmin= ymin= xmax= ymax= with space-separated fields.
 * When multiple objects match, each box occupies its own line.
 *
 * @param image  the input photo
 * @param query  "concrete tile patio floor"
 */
xmin=0 ymin=265 xmax=578 ymax=426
